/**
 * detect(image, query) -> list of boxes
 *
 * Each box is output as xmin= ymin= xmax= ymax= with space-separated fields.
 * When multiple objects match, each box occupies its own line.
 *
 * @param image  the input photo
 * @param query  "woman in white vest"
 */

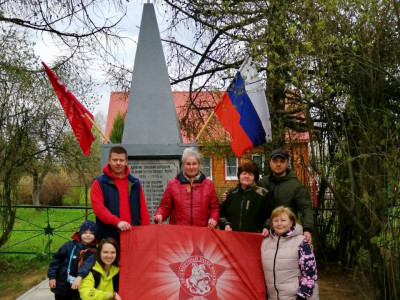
xmin=261 ymin=206 xmax=319 ymax=300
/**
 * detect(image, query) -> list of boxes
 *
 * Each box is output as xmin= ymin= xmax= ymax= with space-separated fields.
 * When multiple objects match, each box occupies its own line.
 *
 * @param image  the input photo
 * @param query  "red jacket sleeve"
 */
xmin=139 ymin=186 xmax=151 ymax=225
xmin=154 ymin=181 xmax=173 ymax=221
xmin=208 ymin=181 xmax=220 ymax=222
xmin=90 ymin=179 xmax=120 ymax=226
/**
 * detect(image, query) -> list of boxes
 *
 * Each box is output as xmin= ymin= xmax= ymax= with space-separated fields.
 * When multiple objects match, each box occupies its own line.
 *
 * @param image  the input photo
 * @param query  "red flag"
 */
xmin=42 ymin=62 xmax=95 ymax=155
xmin=119 ymin=225 xmax=266 ymax=299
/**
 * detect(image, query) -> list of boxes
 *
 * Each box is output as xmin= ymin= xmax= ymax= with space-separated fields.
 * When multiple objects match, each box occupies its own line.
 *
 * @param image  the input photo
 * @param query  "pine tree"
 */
xmin=109 ymin=111 xmax=125 ymax=143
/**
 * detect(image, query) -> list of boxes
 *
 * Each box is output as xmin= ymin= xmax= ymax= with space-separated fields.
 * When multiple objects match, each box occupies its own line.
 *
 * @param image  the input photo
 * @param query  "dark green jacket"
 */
xmin=219 ymin=183 xmax=269 ymax=233
xmin=258 ymin=169 xmax=314 ymax=233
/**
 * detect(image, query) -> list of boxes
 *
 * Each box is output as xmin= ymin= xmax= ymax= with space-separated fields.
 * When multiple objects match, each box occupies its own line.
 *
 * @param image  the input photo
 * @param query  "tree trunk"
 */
xmin=0 ymin=175 xmax=17 ymax=247
xmin=32 ymin=170 xmax=41 ymax=206
xmin=32 ymin=169 xmax=49 ymax=207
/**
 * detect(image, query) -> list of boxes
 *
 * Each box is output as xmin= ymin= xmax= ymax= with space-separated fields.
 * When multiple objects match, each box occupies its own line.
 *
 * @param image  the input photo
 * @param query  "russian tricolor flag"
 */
xmin=215 ymin=59 xmax=272 ymax=157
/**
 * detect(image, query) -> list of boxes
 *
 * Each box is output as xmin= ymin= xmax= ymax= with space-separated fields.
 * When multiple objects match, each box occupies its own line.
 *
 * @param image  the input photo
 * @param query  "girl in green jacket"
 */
xmin=79 ymin=237 xmax=121 ymax=300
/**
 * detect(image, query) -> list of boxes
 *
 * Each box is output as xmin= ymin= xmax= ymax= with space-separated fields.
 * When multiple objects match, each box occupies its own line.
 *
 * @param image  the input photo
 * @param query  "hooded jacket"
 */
xmin=261 ymin=224 xmax=319 ymax=300
xmin=258 ymin=169 xmax=314 ymax=232
xmin=79 ymin=261 xmax=120 ymax=300
xmin=154 ymin=172 xmax=219 ymax=226
xmin=219 ymin=183 xmax=269 ymax=232
xmin=48 ymin=233 xmax=96 ymax=296
xmin=91 ymin=164 xmax=151 ymax=241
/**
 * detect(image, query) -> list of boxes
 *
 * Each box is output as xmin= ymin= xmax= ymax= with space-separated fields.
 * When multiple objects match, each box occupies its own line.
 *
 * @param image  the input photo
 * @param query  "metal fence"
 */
xmin=2 ymin=190 xmax=399 ymax=257
xmin=0 ymin=205 xmax=94 ymax=255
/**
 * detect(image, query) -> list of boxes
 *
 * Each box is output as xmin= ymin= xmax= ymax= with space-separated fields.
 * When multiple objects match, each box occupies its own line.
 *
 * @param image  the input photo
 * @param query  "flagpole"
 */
xmin=84 ymin=113 xmax=110 ymax=143
xmin=239 ymin=56 xmax=252 ymax=73
xmin=195 ymin=111 xmax=216 ymax=142
xmin=195 ymin=56 xmax=251 ymax=143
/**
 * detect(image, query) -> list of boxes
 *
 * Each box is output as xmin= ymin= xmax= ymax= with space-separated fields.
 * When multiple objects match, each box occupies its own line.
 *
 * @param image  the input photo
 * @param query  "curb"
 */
xmin=16 ymin=279 xmax=53 ymax=300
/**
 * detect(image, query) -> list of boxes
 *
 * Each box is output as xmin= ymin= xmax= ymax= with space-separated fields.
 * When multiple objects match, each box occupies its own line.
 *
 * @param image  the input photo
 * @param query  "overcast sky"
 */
xmin=34 ymin=1 xmax=150 ymax=117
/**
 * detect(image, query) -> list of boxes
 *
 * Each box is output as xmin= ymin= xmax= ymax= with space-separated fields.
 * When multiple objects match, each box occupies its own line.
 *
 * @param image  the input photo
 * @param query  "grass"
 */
xmin=0 ymin=255 xmax=49 ymax=300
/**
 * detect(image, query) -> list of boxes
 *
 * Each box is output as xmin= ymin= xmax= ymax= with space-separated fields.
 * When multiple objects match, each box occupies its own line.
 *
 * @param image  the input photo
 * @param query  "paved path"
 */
xmin=16 ymin=279 xmax=54 ymax=300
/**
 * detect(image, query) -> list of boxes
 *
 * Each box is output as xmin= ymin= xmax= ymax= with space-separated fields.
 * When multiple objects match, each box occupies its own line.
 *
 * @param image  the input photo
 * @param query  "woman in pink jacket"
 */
xmin=153 ymin=147 xmax=219 ymax=229
xmin=261 ymin=206 xmax=319 ymax=300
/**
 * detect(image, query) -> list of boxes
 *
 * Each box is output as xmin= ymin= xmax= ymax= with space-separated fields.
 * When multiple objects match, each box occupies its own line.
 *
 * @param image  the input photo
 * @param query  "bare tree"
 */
xmin=0 ymin=0 xmax=128 ymax=60
xmin=0 ymin=26 xmax=101 ymax=244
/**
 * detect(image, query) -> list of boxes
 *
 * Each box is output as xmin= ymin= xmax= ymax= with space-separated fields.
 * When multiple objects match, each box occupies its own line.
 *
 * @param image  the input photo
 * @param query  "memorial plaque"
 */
xmin=128 ymin=159 xmax=180 ymax=219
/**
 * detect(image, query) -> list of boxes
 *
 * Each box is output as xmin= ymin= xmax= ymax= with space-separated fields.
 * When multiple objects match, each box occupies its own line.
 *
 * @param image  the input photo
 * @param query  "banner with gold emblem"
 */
xmin=119 ymin=225 xmax=265 ymax=299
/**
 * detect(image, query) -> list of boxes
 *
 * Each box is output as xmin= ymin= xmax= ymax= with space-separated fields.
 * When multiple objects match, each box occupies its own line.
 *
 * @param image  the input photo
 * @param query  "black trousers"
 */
xmin=54 ymin=289 xmax=81 ymax=300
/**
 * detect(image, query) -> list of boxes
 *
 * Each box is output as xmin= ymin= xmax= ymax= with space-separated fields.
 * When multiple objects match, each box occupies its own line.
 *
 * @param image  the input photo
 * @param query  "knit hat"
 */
xmin=79 ymin=220 xmax=97 ymax=237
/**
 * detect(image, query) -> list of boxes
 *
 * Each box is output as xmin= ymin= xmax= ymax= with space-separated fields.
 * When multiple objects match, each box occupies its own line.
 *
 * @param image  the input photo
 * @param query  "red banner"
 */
xmin=120 ymin=225 xmax=266 ymax=300
xmin=42 ymin=62 xmax=95 ymax=155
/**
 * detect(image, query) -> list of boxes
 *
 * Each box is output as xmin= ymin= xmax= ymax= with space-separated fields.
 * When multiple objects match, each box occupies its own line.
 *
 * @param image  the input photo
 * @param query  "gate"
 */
xmin=0 ymin=205 xmax=94 ymax=256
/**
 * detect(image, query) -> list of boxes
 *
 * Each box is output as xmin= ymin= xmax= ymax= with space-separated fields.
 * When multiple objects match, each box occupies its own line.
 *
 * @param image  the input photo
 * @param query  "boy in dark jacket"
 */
xmin=48 ymin=220 xmax=97 ymax=300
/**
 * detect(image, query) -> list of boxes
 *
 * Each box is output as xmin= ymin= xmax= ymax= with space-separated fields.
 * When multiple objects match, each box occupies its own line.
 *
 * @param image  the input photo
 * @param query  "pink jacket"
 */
xmin=154 ymin=172 xmax=219 ymax=226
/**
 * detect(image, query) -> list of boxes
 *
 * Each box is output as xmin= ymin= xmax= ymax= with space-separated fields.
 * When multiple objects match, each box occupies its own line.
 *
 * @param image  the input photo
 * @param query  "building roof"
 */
xmin=284 ymin=93 xmax=310 ymax=142
xmin=105 ymin=91 xmax=309 ymax=144
xmin=106 ymin=91 xmax=224 ymax=144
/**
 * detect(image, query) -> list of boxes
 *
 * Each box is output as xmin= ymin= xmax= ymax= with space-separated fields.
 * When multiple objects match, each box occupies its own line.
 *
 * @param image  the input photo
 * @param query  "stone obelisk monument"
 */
xmin=100 ymin=3 xmax=195 ymax=218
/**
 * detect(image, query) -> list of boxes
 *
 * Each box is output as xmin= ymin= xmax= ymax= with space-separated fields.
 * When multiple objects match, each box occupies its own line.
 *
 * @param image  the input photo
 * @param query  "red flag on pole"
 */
xmin=42 ymin=62 xmax=95 ymax=155
xmin=119 ymin=225 xmax=266 ymax=299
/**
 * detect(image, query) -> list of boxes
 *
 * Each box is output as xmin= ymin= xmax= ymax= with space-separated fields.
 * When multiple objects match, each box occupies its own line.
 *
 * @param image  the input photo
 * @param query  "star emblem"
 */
xmin=169 ymin=246 xmax=226 ymax=300
xmin=44 ymin=224 xmax=54 ymax=236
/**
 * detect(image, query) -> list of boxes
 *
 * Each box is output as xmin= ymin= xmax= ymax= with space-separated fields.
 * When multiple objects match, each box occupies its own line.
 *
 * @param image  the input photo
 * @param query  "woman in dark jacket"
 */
xmin=153 ymin=147 xmax=219 ymax=228
xmin=219 ymin=160 xmax=269 ymax=234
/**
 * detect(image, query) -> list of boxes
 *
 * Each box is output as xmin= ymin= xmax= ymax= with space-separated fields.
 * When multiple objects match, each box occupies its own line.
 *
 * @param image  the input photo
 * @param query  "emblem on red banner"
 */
xmin=179 ymin=255 xmax=217 ymax=296
xmin=170 ymin=247 xmax=226 ymax=300
xmin=119 ymin=226 xmax=266 ymax=299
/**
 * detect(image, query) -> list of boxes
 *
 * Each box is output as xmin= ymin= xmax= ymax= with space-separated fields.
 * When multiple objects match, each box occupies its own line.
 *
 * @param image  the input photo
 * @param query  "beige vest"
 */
xmin=261 ymin=224 xmax=319 ymax=300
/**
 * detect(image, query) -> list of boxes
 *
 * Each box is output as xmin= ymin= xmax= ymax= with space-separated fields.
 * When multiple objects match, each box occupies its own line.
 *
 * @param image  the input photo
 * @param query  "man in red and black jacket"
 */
xmin=90 ymin=146 xmax=150 ymax=243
